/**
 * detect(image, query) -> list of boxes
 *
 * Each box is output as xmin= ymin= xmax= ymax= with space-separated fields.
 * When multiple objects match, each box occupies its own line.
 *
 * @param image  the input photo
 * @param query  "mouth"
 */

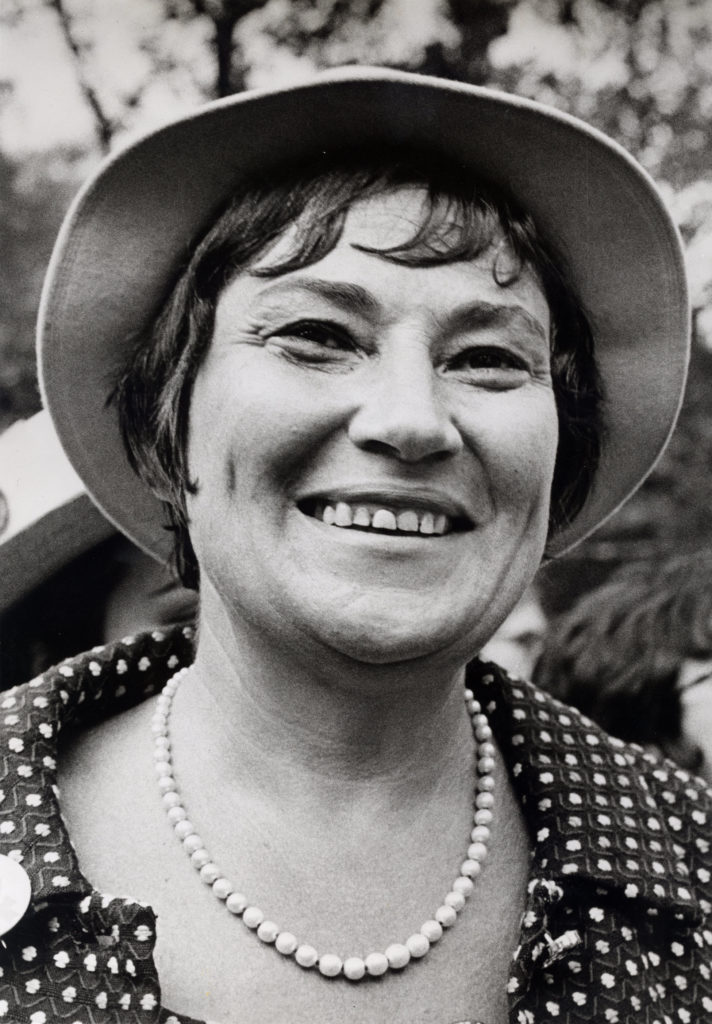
xmin=297 ymin=496 xmax=474 ymax=537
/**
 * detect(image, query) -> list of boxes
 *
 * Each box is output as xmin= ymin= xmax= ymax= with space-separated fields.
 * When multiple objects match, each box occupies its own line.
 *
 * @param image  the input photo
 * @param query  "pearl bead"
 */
xmin=199 ymin=862 xmax=220 ymax=885
xmin=478 ymin=756 xmax=495 ymax=774
xmin=445 ymin=890 xmax=466 ymax=911
xmin=183 ymin=834 xmax=203 ymax=854
xmin=212 ymin=877 xmax=232 ymax=900
xmin=475 ymin=724 xmax=492 ymax=742
xmin=226 ymin=892 xmax=247 ymax=915
xmin=295 ymin=944 xmax=318 ymax=968
xmin=275 ymin=931 xmax=298 ymax=955
xmin=257 ymin=920 xmax=279 ymax=944
xmin=174 ymin=819 xmax=195 ymax=839
xmin=406 ymin=933 xmax=430 ymax=958
xmin=365 ymin=952 xmax=389 ymax=976
xmin=318 ymin=954 xmax=343 ymax=977
xmin=475 ymin=792 xmax=494 ymax=810
xmin=420 ymin=919 xmax=443 ymax=942
xmin=158 ymin=776 xmax=176 ymax=793
xmin=453 ymin=875 xmax=474 ymax=895
xmin=474 ymin=808 xmax=493 ymax=825
xmin=385 ymin=943 xmax=410 ymax=969
xmin=343 ymin=956 xmax=366 ymax=980
xmin=167 ymin=806 xmax=187 ymax=824
xmin=479 ymin=741 xmax=496 ymax=758
xmin=242 ymin=906 xmax=264 ymax=929
xmin=435 ymin=905 xmax=457 ymax=928
xmin=467 ymin=841 xmax=488 ymax=862
xmin=461 ymin=859 xmax=482 ymax=878
xmin=162 ymin=791 xmax=180 ymax=808
xmin=190 ymin=848 xmax=210 ymax=868
xmin=463 ymin=688 xmax=474 ymax=701
xmin=471 ymin=825 xmax=490 ymax=843
xmin=154 ymin=761 xmax=172 ymax=777
xmin=477 ymin=774 xmax=495 ymax=792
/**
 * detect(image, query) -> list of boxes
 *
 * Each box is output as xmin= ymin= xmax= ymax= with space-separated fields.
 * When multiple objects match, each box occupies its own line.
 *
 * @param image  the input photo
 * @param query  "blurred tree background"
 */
xmin=1 ymin=0 xmax=712 ymax=603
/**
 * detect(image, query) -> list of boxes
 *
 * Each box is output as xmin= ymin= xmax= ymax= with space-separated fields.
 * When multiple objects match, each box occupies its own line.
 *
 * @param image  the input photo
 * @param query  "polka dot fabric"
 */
xmin=0 ymin=628 xmax=710 ymax=1023
xmin=473 ymin=666 xmax=712 ymax=1023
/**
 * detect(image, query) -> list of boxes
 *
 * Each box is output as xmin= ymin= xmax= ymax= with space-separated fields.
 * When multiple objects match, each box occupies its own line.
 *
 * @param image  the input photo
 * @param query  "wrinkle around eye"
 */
xmin=440 ymin=356 xmax=552 ymax=392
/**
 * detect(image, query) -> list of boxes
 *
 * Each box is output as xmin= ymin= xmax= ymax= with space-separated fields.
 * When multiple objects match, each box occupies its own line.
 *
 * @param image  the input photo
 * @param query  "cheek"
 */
xmin=471 ymin=392 xmax=558 ymax=513
xmin=186 ymin=350 xmax=347 ymax=502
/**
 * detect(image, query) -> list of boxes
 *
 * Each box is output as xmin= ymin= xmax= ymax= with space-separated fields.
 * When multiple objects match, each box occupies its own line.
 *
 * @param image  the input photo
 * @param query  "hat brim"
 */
xmin=38 ymin=66 xmax=690 ymax=562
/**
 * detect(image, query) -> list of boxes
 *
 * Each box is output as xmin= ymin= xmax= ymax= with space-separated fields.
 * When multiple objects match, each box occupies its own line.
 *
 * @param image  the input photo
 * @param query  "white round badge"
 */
xmin=0 ymin=854 xmax=32 ymax=936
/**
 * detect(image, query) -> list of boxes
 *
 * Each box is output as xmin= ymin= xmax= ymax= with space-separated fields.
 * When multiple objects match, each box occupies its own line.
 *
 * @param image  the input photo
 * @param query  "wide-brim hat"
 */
xmin=37 ymin=66 xmax=690 ymax=562
xmin=0 ymin=411 xmax=115 ymax=611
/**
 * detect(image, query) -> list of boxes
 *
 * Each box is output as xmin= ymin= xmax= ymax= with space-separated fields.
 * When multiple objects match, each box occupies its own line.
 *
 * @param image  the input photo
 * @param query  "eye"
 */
xmin=446 ymin=344 xmax=528 ymax=376
xmin=446 ymin=346 xmax=527 ymax=373
xmin=272 ymin=319 xmax=355 ymax=352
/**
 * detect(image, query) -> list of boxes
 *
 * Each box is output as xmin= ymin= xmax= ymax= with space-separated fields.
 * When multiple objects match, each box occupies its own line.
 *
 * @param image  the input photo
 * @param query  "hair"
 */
xmin=114 ymin=149 xmax=603 ymax=589
xmin=533 ymin=551 xmax=712 ymax=771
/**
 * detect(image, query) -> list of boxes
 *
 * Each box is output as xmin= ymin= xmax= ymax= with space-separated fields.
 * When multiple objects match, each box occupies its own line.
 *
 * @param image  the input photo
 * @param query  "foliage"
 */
xmin=0 ymin=148 xmax=79 ymax=429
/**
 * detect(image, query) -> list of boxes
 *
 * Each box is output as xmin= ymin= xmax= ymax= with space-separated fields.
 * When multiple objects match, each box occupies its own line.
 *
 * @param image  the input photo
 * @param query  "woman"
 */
xmin=1 ymin=68 xmax=708 ymax=1023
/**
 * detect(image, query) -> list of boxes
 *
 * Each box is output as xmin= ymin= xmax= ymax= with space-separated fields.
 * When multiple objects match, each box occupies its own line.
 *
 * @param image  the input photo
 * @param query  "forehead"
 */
xmin=249 ymin=187 xmax=550 ymax=330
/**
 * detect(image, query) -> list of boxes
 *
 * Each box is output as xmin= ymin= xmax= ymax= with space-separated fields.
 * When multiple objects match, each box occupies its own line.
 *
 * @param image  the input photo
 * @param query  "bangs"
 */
xmin=252 ymin=176 xmax=519 ymax=282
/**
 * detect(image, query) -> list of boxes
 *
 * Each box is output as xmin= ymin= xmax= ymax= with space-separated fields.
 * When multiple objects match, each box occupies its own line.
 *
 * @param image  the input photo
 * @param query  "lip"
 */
xmin=296 ymin=485 xmax=475 ymax=529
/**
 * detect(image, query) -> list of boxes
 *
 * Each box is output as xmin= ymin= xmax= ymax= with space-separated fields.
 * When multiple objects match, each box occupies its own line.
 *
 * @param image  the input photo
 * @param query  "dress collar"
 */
xmin=0 ymin=626 xmax=195 ymax=907
xmin=468 ymin=660 xmax=711 ymax=927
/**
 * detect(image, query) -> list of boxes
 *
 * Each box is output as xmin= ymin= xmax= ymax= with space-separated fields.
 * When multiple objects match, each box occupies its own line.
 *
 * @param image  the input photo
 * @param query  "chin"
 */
xmin=312 ymin=606 xmax=474 ymax=667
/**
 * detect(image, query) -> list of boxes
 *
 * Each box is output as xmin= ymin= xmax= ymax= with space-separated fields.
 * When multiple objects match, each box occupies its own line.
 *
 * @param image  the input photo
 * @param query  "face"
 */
xmin=186 ymin=189 xmax=558 ymax=665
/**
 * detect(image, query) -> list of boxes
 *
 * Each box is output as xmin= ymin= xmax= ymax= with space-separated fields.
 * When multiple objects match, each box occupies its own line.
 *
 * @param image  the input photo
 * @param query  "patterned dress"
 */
xmin=0 ymin=625 xmax=711 ymax=1023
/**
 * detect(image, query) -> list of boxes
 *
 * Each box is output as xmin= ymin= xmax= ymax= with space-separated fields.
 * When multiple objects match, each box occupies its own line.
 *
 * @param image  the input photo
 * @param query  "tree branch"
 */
xmin=46 ymin=0 xmax=114 ymax=150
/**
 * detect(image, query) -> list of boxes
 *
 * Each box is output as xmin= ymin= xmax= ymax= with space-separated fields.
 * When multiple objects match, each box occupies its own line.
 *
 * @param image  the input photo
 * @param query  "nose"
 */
xmin=348 ymin=339 xmax=464 ymax=463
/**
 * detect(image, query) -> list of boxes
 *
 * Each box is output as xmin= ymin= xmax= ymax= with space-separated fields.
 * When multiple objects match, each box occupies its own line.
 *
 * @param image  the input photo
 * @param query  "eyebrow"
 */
xmin=250 ymin=276 xmax=548 ymax=343
xmin=249 ymin=277 xmax=379 ymax=318
xmin=446 ymin=301 xmax=549 ymax=345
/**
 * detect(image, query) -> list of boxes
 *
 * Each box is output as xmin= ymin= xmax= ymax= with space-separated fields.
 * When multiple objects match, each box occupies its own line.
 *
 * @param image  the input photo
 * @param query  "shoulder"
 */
xmin=0 ymin=624 xmax=195 ymax=746
xmin=472 ymin=659 xmax=712 ymax=918
xmin=0 ymin=626 xmax=195 ymax=848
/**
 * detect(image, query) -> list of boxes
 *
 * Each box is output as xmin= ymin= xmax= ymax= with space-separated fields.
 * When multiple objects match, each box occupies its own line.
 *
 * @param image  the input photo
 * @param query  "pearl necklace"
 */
xmin=152 ymin=668 xmax=495 ymax=981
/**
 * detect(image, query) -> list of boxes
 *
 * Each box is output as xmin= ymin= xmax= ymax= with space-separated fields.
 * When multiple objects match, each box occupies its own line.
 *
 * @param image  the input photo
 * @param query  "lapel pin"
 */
xmin=0 ymin=854 xmax=32 ymax=937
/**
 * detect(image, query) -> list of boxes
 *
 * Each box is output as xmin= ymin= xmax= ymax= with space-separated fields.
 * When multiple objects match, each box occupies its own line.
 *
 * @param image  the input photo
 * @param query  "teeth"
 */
xmin=420 ymin=512 xmax=435 ymax=534
xmin=335 ymin=502 xmax=353 ymax=527
xmin=353 ymin=506 xmax=371 ymax=527
xmin=372 ymin=509 xmax=397 ymax=531
xmin=318 ymin=502 xmax=453 ymax=535
xmin=396 ymin=510 xmax=419 ymax=533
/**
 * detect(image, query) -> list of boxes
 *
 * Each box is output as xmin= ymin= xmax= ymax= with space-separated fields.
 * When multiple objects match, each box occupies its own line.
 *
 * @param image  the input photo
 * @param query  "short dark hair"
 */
xmin=114 ymin=150 xmax=602 ymax=589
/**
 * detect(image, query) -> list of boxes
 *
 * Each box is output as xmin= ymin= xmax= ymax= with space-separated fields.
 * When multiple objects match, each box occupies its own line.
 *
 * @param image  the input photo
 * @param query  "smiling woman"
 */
xmin=115 ymin=154 xmax=600 ymax=593
xmin=1 ymin=68 xmax=708 ymax=1024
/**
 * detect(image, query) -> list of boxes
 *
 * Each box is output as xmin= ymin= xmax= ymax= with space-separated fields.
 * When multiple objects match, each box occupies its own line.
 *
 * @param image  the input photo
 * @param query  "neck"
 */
xmin=178 ymin=588 xmax=474 ymax=814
